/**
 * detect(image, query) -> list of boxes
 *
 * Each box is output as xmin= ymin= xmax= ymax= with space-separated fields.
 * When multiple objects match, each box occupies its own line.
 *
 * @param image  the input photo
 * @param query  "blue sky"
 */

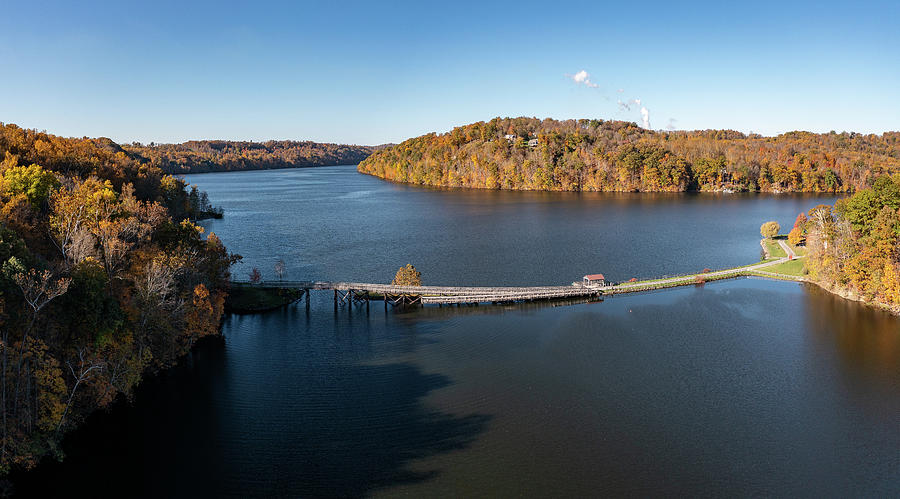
xmin=1 ymin=0 xmax=898 ymax=145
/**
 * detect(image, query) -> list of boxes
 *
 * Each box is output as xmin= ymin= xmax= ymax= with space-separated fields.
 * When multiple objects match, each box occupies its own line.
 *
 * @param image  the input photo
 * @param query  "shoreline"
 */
xmin=804 ymin=278 xmax=900 ymax=317
xmin=356 ymin=169 xmax=851 ymax=195
xmin=176 ymin=162 xmax=362 ymax=177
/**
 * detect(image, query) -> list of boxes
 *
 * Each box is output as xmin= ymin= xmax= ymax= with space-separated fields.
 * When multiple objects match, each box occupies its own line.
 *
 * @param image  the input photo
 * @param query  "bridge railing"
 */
xmin=231 ymin=280 xmax=589 ymax=295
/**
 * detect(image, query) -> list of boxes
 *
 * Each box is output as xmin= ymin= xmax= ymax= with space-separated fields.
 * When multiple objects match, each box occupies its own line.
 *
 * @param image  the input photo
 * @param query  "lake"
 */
xmin=13 ymin=166 xmax=900 ymax=497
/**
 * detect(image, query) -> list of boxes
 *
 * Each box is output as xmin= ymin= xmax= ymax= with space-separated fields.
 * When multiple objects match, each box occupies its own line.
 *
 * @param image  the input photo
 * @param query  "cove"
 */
xmin=12 ymin=166 xmax=899 ymax=497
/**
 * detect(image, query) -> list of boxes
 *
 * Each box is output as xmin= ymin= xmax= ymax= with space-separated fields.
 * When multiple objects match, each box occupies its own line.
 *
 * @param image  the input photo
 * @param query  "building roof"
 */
xmin=583 ymin=274 xmax=605 ymax=281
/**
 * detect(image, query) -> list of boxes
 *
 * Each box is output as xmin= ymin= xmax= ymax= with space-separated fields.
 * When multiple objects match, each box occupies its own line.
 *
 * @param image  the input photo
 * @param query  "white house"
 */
xmin=582 ymin=274 xmax=606 ymax=287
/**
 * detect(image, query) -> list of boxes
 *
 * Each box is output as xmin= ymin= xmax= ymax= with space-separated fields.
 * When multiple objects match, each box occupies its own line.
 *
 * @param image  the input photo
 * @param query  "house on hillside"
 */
xmin=528 ymin=138 xmax=539 ymax=148
xmin=504 ymin=134 xmax=517 ymax=141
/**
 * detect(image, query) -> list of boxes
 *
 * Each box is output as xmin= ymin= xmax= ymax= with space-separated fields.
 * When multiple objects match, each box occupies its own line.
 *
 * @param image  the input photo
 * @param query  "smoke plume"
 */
xmin=566 ymin=69 xmax=658 ymax=130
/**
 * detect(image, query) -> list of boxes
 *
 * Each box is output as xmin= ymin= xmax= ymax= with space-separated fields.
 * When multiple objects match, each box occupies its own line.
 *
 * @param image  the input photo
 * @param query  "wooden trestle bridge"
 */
xmin=234 ymin=241 xmax=805 ymax=310
xmin=249 ymin=280 xmax=603 ymax=307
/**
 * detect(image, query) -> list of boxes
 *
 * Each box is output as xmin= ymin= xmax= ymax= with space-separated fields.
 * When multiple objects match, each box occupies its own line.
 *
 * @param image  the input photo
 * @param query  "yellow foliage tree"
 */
xmin=760 ymin=221 xmax=780 ymax=239
xmin=787 ymin=226 xmax=805 ymax=246
xmin=391 ymin=264 xmax=422 ymax=286
xmin=185 ymin=284 xmax=221 ymax=347
xmin=881 ymin=261 xmax=900 ymax=306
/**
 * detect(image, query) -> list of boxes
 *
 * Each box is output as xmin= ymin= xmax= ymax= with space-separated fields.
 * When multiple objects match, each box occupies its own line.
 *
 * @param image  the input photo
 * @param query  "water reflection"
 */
xmin=804 ymin=284 xmax=900 ymax=382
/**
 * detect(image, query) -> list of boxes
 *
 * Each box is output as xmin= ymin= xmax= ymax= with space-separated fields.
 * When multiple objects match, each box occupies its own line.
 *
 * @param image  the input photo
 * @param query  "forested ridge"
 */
xmin=126 ymin=140 xmax=376 ymax=174
xmin=800 ymin=175 xmax=900 ymax=313
xmin=0 ymin=123 xmax=237 ymax=475
xmin=358 ymin=117 xmax=900 ymax=193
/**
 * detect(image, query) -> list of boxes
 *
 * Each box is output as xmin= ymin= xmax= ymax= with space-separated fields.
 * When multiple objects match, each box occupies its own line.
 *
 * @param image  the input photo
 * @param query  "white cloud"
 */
xmin=641 ymin=107 xmax=651 ymax=129
xmin=568 ymin=70 xmax=599 ymax=88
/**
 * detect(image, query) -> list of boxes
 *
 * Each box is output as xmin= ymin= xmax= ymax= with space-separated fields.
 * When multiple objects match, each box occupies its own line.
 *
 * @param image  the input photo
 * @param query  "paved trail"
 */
xmin=777 ymin=239 xmax=796 ymax=258
xmin=604 ymin=239 xmax=804 ymax=292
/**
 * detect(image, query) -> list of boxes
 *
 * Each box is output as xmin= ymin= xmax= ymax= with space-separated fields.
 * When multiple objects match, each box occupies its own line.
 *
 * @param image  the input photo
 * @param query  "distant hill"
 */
xmin=126 ymin=140 xmax=376 ymax=174
xmin=358 ymin=117 xmax=900 ymax=193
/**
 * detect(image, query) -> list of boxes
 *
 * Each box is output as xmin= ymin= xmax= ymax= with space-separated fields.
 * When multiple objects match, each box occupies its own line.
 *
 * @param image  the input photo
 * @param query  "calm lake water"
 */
xmin=13 ymin=166 xmax=900 ymax=497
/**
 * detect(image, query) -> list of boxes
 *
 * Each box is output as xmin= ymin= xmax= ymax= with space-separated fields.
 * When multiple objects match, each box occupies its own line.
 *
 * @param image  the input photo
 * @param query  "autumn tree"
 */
xmin=0 ymin=164 xmax=59 ymax=207
xmin=48 ymin=178 xmax=167 ymax=276
xmin=787 ymin=212 xmax=809 ymax=246
xmin=48 ymin=177 xmax=112 ymax=265
xmin=760 ymin=221 xmax=780 ymax=239
xmin=787 ymin=226 xmax=803 ymax=246
xmin=184 ymin=284 xmax=222 ymax=348
xmin=91 ymin=183 xmax=165 ymax=277
xmin=57 ymin=348 xmax=103 ymax=434
xmin=392 ymin=264 xmax=422 ymax=286
xmin=12 ymin=268 xmax=71 ymax=336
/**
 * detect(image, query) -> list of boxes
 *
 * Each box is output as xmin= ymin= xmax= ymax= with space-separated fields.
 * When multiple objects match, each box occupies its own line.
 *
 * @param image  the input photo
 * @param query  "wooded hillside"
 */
xmin=358 ymin=117 xmax=900 ymax=193
xmin=801 ymin=174 xmax=900 ymax=313
xmin=126 ymin=140 xmax=375 ymax=174
xmin=0 ymin=123 xmax=237 ymax=474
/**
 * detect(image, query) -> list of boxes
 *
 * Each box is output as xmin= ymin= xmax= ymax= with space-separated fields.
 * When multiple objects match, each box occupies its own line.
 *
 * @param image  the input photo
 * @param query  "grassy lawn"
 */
xmin=761 ymin=258 xmax=807 ymax=276
xmin=791 ymin=244 xmax=808 ymax=256
xmin=764 ymin=239 xmax=787 ymax=258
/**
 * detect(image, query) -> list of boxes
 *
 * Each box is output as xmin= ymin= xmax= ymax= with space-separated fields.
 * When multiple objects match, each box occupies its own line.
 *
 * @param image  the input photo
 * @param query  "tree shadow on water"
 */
xmin=9 ymin=338 xmax=490 ymax=498
xmin=271 ymin=363 xmax=490 ymax=498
